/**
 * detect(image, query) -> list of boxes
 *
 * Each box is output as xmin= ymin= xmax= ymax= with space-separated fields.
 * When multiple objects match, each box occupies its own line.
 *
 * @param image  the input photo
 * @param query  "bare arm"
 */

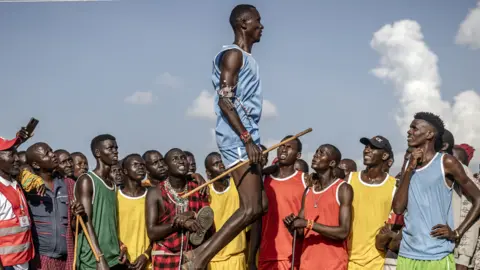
xmin=310 ymin=183 xmax=353 ymax=240
xmin=74 ymin=175 xmax=108 ymax=266
xmin=145 ymin=187 xmax=176 ymax=241
xmin=218 ymin=49 xmax=247 ymax=138
xmin=444 ymin=155 xmax=480 ymax=237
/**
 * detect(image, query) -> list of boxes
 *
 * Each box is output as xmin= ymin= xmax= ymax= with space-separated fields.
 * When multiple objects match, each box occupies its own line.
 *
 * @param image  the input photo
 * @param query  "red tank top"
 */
xmin=300 ymin=179 xmax=348 ymax=270
xmin=260 ymin=170 xmax=306 ymax=263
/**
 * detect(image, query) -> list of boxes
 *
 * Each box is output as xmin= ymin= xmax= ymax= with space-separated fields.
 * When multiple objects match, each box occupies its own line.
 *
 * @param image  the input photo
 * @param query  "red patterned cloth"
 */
xmin=152 ymin=180 xmax=209 ymax=270
xmin=32 ymin=255 xmax=67 ymax=270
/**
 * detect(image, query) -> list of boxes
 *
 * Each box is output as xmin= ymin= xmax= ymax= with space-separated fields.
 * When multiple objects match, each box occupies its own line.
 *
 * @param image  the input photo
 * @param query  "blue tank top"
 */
xmin=399 ymin=153 xmax=454 ymax=260
xmin=212 ymin=44 xmax=262 ymax=150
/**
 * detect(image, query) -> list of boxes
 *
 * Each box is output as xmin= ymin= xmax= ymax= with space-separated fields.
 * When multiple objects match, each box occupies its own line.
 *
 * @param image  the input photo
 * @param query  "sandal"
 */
xmin=189 ymin=206 xmax=214 ymax=246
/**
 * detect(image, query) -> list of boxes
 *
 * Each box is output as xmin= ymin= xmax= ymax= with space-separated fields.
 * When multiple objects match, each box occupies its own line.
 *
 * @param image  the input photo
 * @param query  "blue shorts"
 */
xmin=219 ymin=147 xmax=248 ymax=168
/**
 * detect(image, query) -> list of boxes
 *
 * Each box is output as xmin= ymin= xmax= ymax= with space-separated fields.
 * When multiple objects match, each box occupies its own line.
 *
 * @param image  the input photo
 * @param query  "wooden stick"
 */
xmin=77 ymin=215 xmax=101 ymax=262
xmin=73 ymin=217 xmax=79 ymax=270
xmin=181 ymin=128 xmax=313 ymax=198
xmin=291 ymin=230 xmax=297 ymax=270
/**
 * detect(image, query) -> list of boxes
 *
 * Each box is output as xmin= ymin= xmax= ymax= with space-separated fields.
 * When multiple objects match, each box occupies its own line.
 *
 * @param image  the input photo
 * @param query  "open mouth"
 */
xmin=279 ymin=154 xmax=287 ymax=160
xmin=178 ymin=165 xmax=186 ymax=171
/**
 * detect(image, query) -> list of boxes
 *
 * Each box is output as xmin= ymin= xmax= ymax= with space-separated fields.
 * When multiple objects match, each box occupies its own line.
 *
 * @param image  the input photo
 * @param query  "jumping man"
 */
xmin=181 ymin=4 xmax=266 ymax=269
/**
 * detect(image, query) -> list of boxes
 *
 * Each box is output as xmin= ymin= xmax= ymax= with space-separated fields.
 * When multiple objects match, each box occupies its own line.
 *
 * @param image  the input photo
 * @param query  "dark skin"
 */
xmin=206 ymin=154 xmax=230 ymax=192
xmin=453 ymin=147 xmax=469 ymax=166
xmin=120 ymin=155 xmax=152 ymax=270
xmin=146 ymin=149 xmax=202 ymax=245
xmin=28 ymin=144 xmax=85 ymax=236
xmin=54 ymin=150 xmax=74 ymax=178
xmin=284 ymin=145 xmax=353 ymax=241
xmin=75 ymin=139 xmax=126 ymax=270
xmin=144 ymin=151 xmax=168 ymax=186
xmin=186 ymin=153 xmax=197 ymax=175
xmin=0 ymin=148 xmax=21 ymax=270
xmin=393 ymin=119 xmax=480 ymax=245
xmin=183 ymin=8 xmax=267 ymax=269
xmin=338 ymin=159 xmax=357 ymax=180
xmin=72 ymin=152 xmax=89 ymax=179
xmin=110 ymin=163 xmax=124 ymax=187
xmin=18 ymin=151 xmax=27 ymax=165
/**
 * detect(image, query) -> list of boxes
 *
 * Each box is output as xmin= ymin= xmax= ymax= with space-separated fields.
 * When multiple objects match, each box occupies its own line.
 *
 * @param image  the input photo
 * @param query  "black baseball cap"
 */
xmin=360 ymin=135 xmax=393 ymax=158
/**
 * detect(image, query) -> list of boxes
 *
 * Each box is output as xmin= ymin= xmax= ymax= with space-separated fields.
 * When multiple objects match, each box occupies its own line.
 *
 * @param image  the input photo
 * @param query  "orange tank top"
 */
xmin=260 ymin=170 xmax=306 ymax=263
xmin=300 ymin=179 xmax=348 ymax=270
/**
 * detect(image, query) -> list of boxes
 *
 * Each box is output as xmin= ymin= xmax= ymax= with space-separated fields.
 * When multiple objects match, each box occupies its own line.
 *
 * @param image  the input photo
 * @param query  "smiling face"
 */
xmin=123 ymin=155 xmax=147 ymax=182
xmin=55 ymin=150 xmax=74 ymax=178
xmin=0 ymin=149 xmax=20 ymax=177
xmin=94 ymin=139 xmax=119 ymax=166
xmin=276 ymin=140 xmax=299 ymax=166
xmin=165 ymin=149 xmax=188 ymax=177
xmin=363 ymin=144 xmax=388 ymax=167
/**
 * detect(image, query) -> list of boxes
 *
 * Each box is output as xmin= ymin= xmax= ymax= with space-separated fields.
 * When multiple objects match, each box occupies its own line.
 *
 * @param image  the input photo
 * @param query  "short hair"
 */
xmin=122 ymin=153 xmax=142 ymax=169
xmin=229 ymin=4 xmax=256 ymax=30
xmin=294 ymin=159 xmax=309 ymax=173
xmin=90 ymin=134 xmax=116 ymax=154
xmin=414 ymin=112 xmax=445 ymax=150
xmin=71 ymin=152 xmax=86 ymax=158
xmin=142 ymin=150 xmax=160 ymax=161
xmin=164 ymin=148 xmax=184 ymax=161
xmin=26 ymin=142 xmax=45 ymax=165
xmin=281 ymin=135 xmax=302 ymax=153
xmin=441 ymin=129 xmax=455 ymax=155
xmin=184 ymin=151 xmax=194 ymax=158
xmin=204 ymin=152 xmax=221 ymax=169
xmin=54 ymin=149 xmax=70 ymax=155
xmin=322 ymin=144 xmax=342 ymax=165
xmin=340 ymin=159 xmax=357 ymax=171
xmin=453 ymin=146 xmax=469 ymax=166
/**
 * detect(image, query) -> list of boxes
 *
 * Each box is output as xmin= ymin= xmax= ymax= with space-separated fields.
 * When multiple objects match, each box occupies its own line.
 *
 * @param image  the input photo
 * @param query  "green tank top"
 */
xmin=76 ymin=171 xmax=120 ymax=269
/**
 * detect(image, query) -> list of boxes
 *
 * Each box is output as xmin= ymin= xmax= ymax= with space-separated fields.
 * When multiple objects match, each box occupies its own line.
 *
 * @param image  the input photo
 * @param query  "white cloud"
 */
xmin=155 ymin=72 xmax=184 ymax=89
xmin=124 ymin=91 xmax=155 ymax=105
xmin=263 ymin=100 xmax=278 ymax=118
xmin=187 ymin=91 xmax=278 ymax=121
xmin=455 ymin=1 xmax=480 ymax=50
xmin=371 ymin=20 xmax=480 ymax=166
xmin=186 ymin=90 xmax=216 ymax=120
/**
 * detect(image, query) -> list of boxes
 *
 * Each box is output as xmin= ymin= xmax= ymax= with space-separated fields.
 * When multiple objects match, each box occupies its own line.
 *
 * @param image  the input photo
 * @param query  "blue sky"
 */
xmin=1 ymin=0 xmax=479 ymax=174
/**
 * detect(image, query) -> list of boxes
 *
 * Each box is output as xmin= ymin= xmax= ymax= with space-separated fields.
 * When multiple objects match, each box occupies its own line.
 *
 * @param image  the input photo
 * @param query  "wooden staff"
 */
xmin=73 ymin=217 xmax=79 ymax=270
xmin=181 ymin=128 xmax=313 ymax=198
xmin=73 ymin=215 xmax=101 ymax=263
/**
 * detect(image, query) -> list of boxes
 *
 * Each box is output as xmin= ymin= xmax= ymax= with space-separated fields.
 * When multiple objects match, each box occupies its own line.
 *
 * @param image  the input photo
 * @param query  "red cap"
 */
xmin=0 ymin=137 xmax=18 ymax=151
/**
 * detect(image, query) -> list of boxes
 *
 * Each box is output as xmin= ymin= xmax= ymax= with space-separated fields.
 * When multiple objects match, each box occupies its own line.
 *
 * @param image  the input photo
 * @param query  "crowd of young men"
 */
xmin=0 ymin=111 xmax=479 ymax=270
xmin=2 ymin=3 xmax=480 ymax=270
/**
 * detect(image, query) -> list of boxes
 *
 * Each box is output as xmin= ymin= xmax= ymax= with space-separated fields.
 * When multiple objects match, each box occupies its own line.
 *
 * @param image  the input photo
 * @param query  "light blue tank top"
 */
xmin=212 ymin=44 xmax=262 ymax=150
xmin=399 ymin=153 xmax=454 ymax=260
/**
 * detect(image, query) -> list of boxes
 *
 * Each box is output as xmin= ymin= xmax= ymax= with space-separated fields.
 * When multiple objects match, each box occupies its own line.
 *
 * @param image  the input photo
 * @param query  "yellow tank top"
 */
xmin=347 ymin=171 xmax=396 ymax=270
xmin=208 ymin=178 xmax=247 ymax=262
xmin=117 ymin=189 xmax=151 ymax=269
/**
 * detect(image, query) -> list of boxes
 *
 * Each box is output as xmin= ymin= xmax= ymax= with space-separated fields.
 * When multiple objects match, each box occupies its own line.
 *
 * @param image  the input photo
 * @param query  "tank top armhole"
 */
xmin=301 ymin=172 xmax=306 ymax=188
xmin=73 ymin=172 xmax=95 ymax=205
xmin=336 ymin=181 xmax=347 ymax=206
xmin=213 ymin=47 xmax=245 ymax=74
xmin=441 ymin=154 xmax=453 ymax=190
xmin=347 ymin=172 xmax=353 ymax=184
